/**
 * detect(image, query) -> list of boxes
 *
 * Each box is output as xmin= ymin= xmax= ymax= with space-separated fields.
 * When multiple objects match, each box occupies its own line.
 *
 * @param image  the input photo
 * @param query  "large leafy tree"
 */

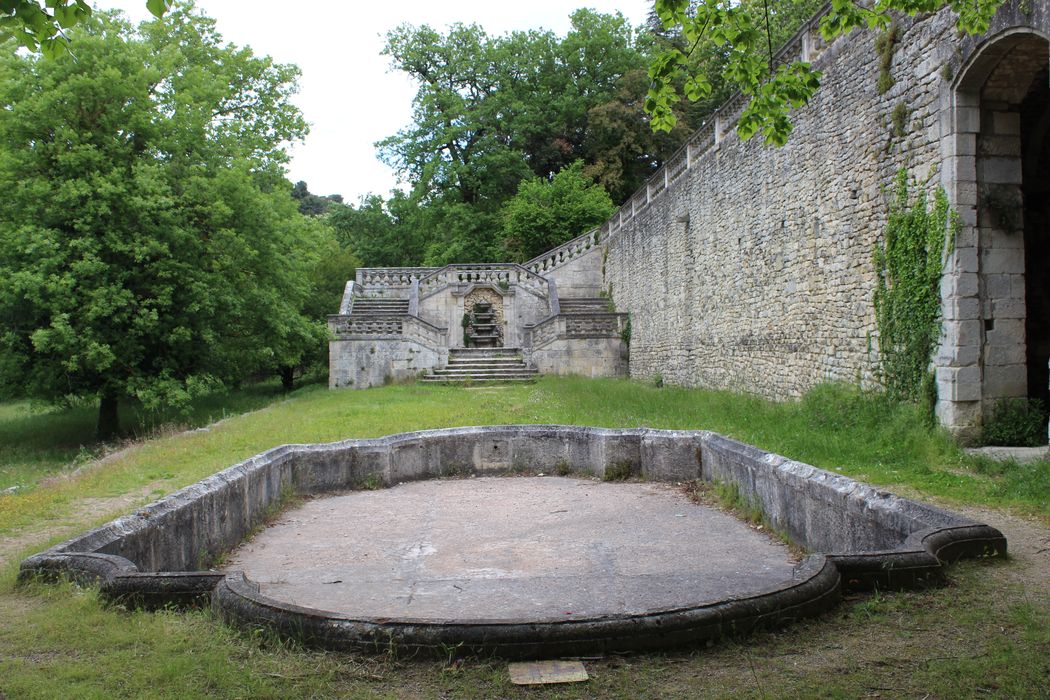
xmin=379 ymin=11 xmax=650 ymax=200
xmin=375 ymin=10 xmax=661 ymax=266
xmin=500 ymin=161 xmax=616 ymax=262
xmin=646 ymin=0 xmax=1007 ymax=144
xmin=328 ymin=192 xmax=428 ymax=269
xmin=0 ymin=6 xmax=320 ymax=439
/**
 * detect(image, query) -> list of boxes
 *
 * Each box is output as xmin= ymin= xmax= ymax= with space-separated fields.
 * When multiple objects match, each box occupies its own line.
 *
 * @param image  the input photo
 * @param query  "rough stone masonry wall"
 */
xmin=603 ymin=6 xmax=1020 ymax=399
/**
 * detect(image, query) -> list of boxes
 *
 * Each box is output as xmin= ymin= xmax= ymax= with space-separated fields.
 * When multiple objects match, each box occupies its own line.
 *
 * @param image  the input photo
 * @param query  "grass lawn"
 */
xmin=1 ymin=377 xmax=1048 ymax=698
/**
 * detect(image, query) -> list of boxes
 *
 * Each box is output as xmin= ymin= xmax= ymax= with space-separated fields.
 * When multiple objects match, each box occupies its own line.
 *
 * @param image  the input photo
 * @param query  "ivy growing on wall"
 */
xmin=874 ymin=170 xmax=957 ymax=402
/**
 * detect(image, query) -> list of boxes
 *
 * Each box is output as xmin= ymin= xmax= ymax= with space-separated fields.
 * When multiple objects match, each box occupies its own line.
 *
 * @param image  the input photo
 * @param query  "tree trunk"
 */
xmin=280 ymin=366 xmax=295 ymax=392
xmin=96 ymin=389 xmax=120 ymax=442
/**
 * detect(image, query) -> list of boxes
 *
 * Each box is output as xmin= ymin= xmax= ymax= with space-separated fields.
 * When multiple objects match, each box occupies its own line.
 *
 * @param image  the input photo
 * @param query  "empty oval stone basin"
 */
xmin=19 ymin=425 xmax=1006 ymax=658
xmin=223 ymin=477 xmax=799 ymax=622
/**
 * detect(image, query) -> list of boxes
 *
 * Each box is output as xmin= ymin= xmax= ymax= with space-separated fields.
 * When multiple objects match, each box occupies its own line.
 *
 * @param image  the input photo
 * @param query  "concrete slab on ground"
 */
xmin=965 ymin=446 xmax=1049 ymax=464
xmin=222 ymin=476 xmax=798 ymax=622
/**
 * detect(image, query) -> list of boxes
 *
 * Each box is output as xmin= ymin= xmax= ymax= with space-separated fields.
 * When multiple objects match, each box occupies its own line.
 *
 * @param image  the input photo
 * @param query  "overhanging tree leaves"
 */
xmin=0 ymin=6 xmax=319 ymax=439
xmin=0 ymin=0 xmax=171 ymax=57
xmin=646 ymin=0 xmax=1006 ymax=144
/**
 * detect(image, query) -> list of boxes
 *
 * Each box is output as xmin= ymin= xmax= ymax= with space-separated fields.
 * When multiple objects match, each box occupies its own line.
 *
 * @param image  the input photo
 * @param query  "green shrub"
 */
xmin=981 ymin=399 xmax=1048 ymax=447
xmin=602 ymin=460 xmax=633 ymax=482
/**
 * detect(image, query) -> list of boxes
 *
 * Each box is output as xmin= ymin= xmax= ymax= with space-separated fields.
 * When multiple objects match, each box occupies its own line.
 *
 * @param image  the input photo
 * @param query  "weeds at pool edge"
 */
xmin=682 ymin=479 xmax=807 ymax=559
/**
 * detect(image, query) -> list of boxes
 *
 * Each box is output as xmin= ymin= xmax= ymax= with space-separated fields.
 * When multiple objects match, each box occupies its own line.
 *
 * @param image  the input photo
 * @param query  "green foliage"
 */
xmin=290 ymin=181 xmax=343 ymax=217
xmin=621 ymin=314 xmax=632 ymax=347
xmin=891 ymin=101 xmax=910 ymax=138
xmin=328 ymin=192 xmax=427 ymax=268
xmin=1 ymin=0 xmax=170 ymax=57
xmin=499 ymin=162 xmax=616 ymax=261
xmin=875 ymin=20 xmax=900 ymax=94
xmin=873 ymin=171 xmax=956 ymax=402
xmin=370 ymin=10 xmax=696 ymax=266
xmin=648 ymin=0 xmax=1006 ymax=143
xmin=602 ymin=460 xmax=634 ymax=481
xmin=379 ymin=11 xmax=647 ymax=205
xmin=0 ymin=6 xmax=318 ymax=438
xmin=981 ymin=399 xmax=1048 ymax=447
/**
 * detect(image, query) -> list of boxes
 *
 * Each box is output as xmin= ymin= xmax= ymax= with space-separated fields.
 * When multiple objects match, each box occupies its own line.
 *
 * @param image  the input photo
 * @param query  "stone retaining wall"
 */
xmin=602 ymin=2 xmax=1049 ymax=436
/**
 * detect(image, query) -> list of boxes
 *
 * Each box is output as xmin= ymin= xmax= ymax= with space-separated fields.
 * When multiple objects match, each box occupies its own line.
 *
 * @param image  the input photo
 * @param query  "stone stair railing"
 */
xmin=338 ymin=280 xmax=357 ymax=315
xmin=355 ymin=267 xmax=438 ymax=296
xmin=525 ymin=310 xmax=628 ymax=351
xmin=403 ymin=314 xmax=447 ymax=349
xmin=603 ymin=2 xmax=832 ymax=240
xmin=524 ymin=227 xmax=605 ymax=276
xmin=417 ymin=263 xmax=551 ymax=300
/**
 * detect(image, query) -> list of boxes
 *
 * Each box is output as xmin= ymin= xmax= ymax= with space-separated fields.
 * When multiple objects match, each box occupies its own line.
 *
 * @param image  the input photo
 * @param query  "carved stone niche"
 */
xmin=464 ymin=288 xmax=505 ymax=328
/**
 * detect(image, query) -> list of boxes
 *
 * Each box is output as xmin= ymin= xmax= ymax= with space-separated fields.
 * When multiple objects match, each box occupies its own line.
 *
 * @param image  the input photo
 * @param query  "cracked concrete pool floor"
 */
xmin=222 ymin=477 xmax=799 ymax=622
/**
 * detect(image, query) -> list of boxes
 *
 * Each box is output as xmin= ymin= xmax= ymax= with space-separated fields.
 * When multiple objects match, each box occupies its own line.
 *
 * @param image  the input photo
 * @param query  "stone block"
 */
xmin=956 ymin=106 xmax=980 ymax=133
xmin=991 ymin=110 xmax=1021 ymax=135
xmin=982 ymin=228 xmax=1024 ymax=249
xmin=981 ymin=247 xmax=1024 ymax=275
xmin=984 ymin=273 xmax=1023 ymax=300
xmin=955 ymin=179 xmax=978 ymax=206
xmin=942 ymin=271 xmax=979 ymax=299
xmin=955 ymin=133 xmax=977 ymax=157
xmin=986 ymin=318 xmax=1025 ymax=346
xmin=935 ymin=335 xmax=980 ymax=367
xmin=977 ymin=134 xmax=1021 ymax=158
xmin=953 ymin=247 xmax=979 ymax=273
xmin=956 ymin=156 xmax=977 ymax=182
xmin=936 ymin=365 xmax=982 ymax=402
xmin=956 ymin=319 xmax=983 ymax=347
xmin=991 ymin=298 xmax=1025 ymax=319
xmin=985 ymin=343 xmax=1025 ymax=366
xmin=935 ymin=398 xmax=982 ymax=436
xmin=983 ymin=364 xmax=1027 ymax=399
xmin=943 ymin=297 xmax=980 ymax=320
xmin=977 ymin=157 xmax=1022 ymax=185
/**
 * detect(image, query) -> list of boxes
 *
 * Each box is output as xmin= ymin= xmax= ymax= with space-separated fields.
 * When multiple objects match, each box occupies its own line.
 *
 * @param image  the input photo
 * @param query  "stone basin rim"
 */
xmin=18 ymin=424 xmax=1007 ymax=657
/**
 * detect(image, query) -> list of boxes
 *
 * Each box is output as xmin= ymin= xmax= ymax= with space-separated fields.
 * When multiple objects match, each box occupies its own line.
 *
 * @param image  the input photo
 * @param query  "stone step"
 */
xmin=348 ymin=302 xmax=405 ymax=310
xmin=426 ymin=346 xmax=534 ymax=383
xmin=558 ymin=297 xmax=612 ymax=313
xmin=419 ymin=376 xmax=537 ymax=383
xmin=428 ymin=369 xmax=538 ymax=378
xmin=447 ymin=358 xmax=527 ymax=367
xmin=449 ymin=347 xmax=523 ymax=356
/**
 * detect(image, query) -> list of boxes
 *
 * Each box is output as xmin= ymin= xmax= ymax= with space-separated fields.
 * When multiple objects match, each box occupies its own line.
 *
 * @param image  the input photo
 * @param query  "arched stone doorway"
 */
xmin=939 ymin=30 xmax=1050 ymax=439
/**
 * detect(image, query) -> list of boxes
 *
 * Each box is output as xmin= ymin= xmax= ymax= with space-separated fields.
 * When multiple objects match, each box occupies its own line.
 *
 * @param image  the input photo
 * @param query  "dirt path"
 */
xmin=0 ymin=483 xmax=165 ymax=570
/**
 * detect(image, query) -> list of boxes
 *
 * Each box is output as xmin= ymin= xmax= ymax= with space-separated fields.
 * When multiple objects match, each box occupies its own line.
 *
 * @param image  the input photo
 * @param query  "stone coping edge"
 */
xmin=212 ymin=555 xmax=841 ymax=658
xmin=18 ymin=424 xmax=1006 ymax=656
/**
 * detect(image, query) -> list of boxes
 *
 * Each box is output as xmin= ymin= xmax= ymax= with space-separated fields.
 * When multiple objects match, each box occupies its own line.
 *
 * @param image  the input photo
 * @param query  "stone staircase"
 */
xmin=351 ymin=298 xmax=409 ymax=315
xmin=422 ymin=348 xmax=538 ymax=383
xmin=558 ymin=297 xmax=613 ymax=314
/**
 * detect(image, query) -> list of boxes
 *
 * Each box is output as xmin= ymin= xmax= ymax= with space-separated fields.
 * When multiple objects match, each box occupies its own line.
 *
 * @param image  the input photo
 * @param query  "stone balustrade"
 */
xmin=418 ymin=263 xmax=549 ymax=299
xmin=338 ymin=281 xmax=356 ymax=315
xmin=329 ymin=316 xmax=403 ymax=338
xmin=527 ymin=312 xmax=626 ymax=350
xmin=356 ymin=267 xmax=438 ymax=291
xmin=604 ymin=3 xmax=832 ymax=237
xmin=524 ymin=227 xmax=605 ymax=275
xmin=402 ymin=315 xmax=447 ymax=349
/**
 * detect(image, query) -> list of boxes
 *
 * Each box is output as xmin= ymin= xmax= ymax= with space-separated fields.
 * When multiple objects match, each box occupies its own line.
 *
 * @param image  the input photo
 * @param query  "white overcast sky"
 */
xmin=101 ymin=1 xmax=652 ymax=203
